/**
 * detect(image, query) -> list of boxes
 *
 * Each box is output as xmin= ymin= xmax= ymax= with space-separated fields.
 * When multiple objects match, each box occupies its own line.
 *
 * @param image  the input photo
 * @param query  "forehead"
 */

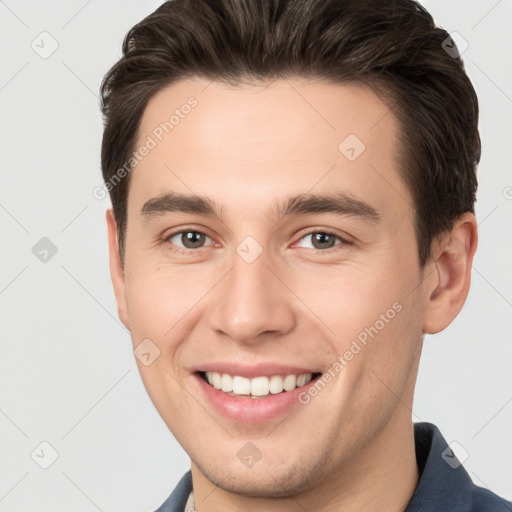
xmin=130 ymin=76 xmax=412 ymax=222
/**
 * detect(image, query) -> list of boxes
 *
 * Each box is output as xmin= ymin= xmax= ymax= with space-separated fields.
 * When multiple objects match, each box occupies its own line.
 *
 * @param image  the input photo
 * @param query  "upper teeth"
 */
xmin=204 ymin=372 xmax=313 ymax=397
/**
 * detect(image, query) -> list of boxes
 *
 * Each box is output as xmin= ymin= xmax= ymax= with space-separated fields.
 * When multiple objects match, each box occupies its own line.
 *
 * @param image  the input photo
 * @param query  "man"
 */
xmin=99 ymin=0 xmax=511 ymax=510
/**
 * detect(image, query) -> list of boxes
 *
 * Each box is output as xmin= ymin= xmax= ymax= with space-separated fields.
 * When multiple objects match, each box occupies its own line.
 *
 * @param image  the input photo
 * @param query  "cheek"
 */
xmin=125 ymin=265 xmax=201 ymax=342
xmin=289 ymin=259 xmax=423 ymax=394
xmin=124 ymin=267 xmax=202 ymax=422
xmin=290 ymin=263 xmax=406 ymax=341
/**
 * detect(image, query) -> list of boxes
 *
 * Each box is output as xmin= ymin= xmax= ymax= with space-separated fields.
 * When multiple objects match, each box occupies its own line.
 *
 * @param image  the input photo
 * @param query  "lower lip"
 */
xmin=194 ymin=373 xmax=319 ymax=423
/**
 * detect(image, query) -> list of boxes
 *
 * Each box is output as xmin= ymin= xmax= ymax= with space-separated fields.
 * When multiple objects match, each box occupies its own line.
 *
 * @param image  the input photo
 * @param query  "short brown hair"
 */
xmin=100 ymin=0 xmax=480 ymax=266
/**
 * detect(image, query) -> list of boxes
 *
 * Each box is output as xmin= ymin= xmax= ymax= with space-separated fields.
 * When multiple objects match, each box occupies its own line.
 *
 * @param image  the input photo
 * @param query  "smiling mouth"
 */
xmin=198 ymin=371 xmax=322 ymax=398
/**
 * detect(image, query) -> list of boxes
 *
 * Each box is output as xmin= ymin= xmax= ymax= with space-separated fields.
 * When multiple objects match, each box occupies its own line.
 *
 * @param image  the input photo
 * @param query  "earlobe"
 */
xmin=106 ymin=209 xmax=130 ymax=331
xmin=422 ymin=213 xmax=478 ymax=334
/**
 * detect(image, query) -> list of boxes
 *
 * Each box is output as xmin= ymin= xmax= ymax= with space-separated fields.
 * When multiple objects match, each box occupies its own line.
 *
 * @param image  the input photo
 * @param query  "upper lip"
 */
xmin=193 ymin=362 xmax=321 ymax=379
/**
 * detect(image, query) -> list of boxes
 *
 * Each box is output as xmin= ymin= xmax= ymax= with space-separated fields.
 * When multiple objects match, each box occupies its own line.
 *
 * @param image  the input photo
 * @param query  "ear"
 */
xmin=422 ymin=213 xmax=478 ymax=334
xmin=106 ymin=209 xmax=130 ymax=330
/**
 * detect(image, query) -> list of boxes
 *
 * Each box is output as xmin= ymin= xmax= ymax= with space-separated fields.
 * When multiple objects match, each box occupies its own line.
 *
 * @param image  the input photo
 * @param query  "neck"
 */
xmin=190 ymin=410 xmax=419 ymax=512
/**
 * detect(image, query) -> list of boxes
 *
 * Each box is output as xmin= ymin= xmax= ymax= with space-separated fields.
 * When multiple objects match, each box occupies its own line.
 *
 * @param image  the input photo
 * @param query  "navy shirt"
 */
xmin=155 ymin=422 xmax=512 ymax=511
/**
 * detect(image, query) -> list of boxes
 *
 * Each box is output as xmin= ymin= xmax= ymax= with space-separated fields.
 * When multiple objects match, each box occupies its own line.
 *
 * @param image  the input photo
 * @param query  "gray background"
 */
xmin=0 ymin=0 xmax=511 ymax=510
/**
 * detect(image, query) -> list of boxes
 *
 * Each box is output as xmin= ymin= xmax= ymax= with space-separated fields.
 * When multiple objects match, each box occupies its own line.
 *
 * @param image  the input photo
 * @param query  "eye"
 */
xmin=164 ymin=228 xmax=349 ymax=254
xmin=166 ymin=230 xmax=213 ymax=251
xmin=295 ymin=230 xmax=348 ymax=251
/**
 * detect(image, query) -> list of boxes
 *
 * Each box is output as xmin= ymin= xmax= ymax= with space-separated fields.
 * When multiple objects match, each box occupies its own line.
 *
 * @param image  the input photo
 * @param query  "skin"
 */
xmin=106 ymin=77 xmax=478 ymax=511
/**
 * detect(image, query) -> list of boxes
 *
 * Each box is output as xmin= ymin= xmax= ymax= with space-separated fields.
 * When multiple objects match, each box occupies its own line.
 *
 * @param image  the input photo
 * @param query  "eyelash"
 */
xmin=163 ymin=228 xmax=350 ymax=255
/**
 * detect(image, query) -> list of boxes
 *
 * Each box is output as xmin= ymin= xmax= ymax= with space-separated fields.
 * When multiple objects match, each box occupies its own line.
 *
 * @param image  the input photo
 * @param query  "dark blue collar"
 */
xmin=405 ymin=422 xmax=511 ymax=511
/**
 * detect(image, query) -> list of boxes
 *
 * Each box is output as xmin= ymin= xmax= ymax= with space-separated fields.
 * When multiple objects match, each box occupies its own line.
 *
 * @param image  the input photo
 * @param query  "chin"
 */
xmin=193 ymin=452 xmax=328 ymax=499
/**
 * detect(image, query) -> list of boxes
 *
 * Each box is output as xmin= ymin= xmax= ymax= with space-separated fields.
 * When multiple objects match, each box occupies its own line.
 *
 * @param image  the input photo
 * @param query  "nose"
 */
xmin=207 ymin=244 xmax=296 ymax=345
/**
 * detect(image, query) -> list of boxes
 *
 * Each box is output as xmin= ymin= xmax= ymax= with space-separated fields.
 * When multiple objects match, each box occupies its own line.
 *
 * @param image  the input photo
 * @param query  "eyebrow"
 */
xmin=140 ymin=191 xmax=381 ymax=224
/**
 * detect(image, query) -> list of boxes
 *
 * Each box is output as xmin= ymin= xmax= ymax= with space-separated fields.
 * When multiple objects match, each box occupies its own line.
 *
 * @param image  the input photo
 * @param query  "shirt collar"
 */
xmin=405 ymin=422 xmax=475 ymax=511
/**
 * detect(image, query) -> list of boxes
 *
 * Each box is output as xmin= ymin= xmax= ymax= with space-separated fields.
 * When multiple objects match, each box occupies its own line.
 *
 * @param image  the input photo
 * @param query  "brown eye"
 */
xmin=167 ymin=230 xmax=211 ymax=250
xmin=295 ymin=230 xmax=347 ymax=251
xmin=310 ymin=232 xmax=337 ymax=249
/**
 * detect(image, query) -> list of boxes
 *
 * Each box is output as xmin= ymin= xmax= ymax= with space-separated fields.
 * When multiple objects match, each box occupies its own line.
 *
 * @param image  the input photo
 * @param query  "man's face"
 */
xmin=111 ymin=77 xmax=431 ymax=496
